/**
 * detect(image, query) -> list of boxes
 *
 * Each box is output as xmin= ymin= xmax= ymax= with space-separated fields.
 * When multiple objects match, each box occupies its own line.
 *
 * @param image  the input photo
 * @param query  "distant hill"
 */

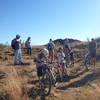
xmin=53 ymin=38 xmax=81 ymax=45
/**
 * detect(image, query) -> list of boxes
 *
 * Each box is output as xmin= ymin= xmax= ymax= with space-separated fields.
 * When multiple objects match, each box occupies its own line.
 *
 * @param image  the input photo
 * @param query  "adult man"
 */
xmin=64 ymin=38 xmax=69 ymax=47
xmin=11 ymin=34 xmax=23 ymax=65
xmin=89 ymin=38 xmax=97 ymax=67
xmin=25 ymin=37 xmax=32 ymax=56
xmin=47 ymin=39 xmax=55 ymax=63
xmin=63 ymin=45 xmax=71 ymax=66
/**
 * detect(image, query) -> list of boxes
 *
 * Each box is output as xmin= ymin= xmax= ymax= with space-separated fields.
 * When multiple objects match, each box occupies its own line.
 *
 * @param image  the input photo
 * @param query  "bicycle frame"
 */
xmin=53 ymin=61 xmax=67 ymax=81
xmin=40 ymin=64 xmax=52 ymax=97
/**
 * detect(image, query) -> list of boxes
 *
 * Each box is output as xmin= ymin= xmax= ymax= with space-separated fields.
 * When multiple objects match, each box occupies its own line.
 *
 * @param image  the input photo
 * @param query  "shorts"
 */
xmin=37 ymin=66 xmax=43 ymax=77
xmin=90 ymin=51 xmax=96 ymax=58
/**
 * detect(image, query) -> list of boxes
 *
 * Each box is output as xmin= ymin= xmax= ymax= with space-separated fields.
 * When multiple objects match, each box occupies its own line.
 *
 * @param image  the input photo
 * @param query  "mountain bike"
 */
xmin=83 ymin=53 xmax=93 ymax=71
xmin=39 ymin=61 xmax=68 ymax=97
xmin=39 ymin=64 xmax=52 ymax=97
xmin=52 ymin=61 xmax=68 ymax=82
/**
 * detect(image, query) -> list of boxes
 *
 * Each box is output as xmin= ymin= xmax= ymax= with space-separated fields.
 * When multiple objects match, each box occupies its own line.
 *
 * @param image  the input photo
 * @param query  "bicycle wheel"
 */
xmin=40 ymin=68 xmax=52 ymax=96
xmin=84 ymin=58 xmax=90 ymax=70
xmin=84 ymin=53 xmax=92 ymax=71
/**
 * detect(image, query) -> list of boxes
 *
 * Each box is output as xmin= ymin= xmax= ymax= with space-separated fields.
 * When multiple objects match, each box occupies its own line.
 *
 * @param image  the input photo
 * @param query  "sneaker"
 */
xmin=52 ymin=80 xmax=58 ymax=86
xmin=54 ymin=82 xmax=58 ymax=87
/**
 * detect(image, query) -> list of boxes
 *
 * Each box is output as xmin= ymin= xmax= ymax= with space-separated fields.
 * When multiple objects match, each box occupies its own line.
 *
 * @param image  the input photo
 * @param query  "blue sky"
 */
xmin=0 ymin=0 xmax=100 ymax=45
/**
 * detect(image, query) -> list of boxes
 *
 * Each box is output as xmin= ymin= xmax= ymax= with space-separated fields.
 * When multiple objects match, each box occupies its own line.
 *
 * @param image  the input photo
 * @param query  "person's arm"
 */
xmin=63 ymin=53 xmax=65 ymax=58
xmin=43 ymin=56 xmax=49 ymax=63
xmin=53 ymin=42 xmax=55 ymax=47
xmin=29 ymin=40 xmax=32 ymax=48
xmin=47 ymin=43 xmax=49 ymax=49
xmin=52 ymin=43 xmax=55 ymax=51
xmin=95 ymin=42 xmax=97 ymax=49
xmin=87 ymin=41 xmax=91 ymax=51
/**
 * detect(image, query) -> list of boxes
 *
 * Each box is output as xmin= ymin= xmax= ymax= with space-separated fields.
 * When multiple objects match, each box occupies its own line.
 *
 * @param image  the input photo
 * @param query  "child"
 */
xmin=56 ymin=47 xmax=67 ymax=81
xmin=34 ymin=48 xmax=49 ymax=82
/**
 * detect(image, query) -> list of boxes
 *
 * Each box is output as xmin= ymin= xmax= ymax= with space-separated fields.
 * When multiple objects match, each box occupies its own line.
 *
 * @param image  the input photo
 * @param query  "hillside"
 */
xmin=0 ymin=38 xmax=100 ymax=100
xmin=53 ymin=38 xmax=81 ymax=45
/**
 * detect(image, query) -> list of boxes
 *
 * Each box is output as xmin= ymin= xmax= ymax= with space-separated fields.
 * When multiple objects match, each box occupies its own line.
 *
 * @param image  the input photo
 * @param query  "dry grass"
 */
xmin=0 ymin=41 xmax=100 ymax=100
xmin=3 ymin=66 xmax=29 ymax=100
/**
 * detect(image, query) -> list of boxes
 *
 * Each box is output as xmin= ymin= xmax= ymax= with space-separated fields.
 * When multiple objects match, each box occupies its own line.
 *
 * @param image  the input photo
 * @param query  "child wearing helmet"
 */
xmin=34 ymin=48 xmax=49 ymax=80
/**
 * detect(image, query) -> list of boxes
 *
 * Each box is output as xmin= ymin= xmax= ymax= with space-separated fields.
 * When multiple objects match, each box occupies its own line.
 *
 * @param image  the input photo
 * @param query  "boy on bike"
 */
xmin=34 ymin=48 xmax=49 ymax=82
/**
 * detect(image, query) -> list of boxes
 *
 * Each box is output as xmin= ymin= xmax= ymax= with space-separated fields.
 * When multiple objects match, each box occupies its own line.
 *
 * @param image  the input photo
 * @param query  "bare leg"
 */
xmin=91 ymin=57 xmax=96 ymax=70
xmin=51 ymin=50 xmax=54 ymax=63
xmin=93 ymin=57 xmax=96 ymax=68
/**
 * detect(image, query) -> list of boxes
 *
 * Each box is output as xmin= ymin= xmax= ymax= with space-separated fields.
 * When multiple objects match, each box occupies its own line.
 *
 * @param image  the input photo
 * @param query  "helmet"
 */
xmin=41 ymin=48 xmax=49 ymax=56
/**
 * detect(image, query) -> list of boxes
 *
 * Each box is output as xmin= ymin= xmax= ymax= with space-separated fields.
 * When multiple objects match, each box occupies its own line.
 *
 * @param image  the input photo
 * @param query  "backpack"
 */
xmin=47 ymin=43 xmax=54 ymax=50
xmin=11 ymin=39 xmax=17 ymax=50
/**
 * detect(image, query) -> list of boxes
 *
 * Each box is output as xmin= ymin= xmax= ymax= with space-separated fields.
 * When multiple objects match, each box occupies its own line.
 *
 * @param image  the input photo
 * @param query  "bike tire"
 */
xmin=40 ymin=69 xmax=52 ymax=96
xmin=84 ymin=59 xmax=90 ymax=70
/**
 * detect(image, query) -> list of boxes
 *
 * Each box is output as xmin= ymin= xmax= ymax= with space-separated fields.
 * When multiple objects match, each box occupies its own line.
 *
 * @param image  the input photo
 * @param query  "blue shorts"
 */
xmin=90 ymin=51 xmax=96 ymax=58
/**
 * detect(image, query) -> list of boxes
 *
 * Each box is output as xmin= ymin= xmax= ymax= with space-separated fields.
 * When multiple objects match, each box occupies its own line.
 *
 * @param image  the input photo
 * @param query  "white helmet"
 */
xmin=41 ymin=48 xmax=49 ymax=56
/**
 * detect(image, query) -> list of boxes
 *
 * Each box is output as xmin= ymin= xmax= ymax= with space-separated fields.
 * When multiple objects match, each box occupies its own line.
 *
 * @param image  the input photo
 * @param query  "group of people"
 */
xmin=11 ymin=35 xmax=97 ymax=83
xmin=34 ymin=38 xmax=74 ymax=82
xmin=34 ymin=38 xmax=97 ymax=83
xmin=47 ymin=38 xmax=74 ymax=66
xmin=11 ymin=34 xmax=32 ymax=65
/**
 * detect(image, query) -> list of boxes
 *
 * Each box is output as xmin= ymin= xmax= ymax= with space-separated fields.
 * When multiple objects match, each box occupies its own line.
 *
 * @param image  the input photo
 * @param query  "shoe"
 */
xmin=54 ymin=82 xmax=58 ymax=87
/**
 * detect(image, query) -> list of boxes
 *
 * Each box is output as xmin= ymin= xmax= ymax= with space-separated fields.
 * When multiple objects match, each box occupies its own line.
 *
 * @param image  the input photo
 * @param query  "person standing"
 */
xmin=25 ymin=37 xmax=32 ymax=56
xmin=11 ymin=34 xmax=23 ymax=65
xmin=63 ymin=45 xmax=71 ymax=67
xmin=89 ymin=38 xmax=97 ymax=67
xmin=64 ymin=38 xmax=70 ymax=47
xmin=47 ymin=39 xmax=55 ymax=63
xmin=63 ymin=38 xmax=72 ymax=67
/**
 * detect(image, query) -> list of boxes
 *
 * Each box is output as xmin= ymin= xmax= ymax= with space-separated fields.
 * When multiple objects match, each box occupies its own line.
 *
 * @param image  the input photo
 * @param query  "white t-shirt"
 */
xmin=57 ymin=52 xmax=65 ymax=63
